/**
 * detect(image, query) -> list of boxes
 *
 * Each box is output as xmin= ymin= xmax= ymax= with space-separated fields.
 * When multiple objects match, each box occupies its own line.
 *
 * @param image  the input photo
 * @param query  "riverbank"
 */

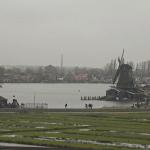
xmin=0 ymin=107 xmax=150 ymax=113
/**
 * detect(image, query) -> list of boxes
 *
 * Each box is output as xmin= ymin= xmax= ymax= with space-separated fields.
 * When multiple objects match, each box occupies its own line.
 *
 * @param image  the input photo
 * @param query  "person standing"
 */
xmin=65 ymin=103 xmax=67 ymax=109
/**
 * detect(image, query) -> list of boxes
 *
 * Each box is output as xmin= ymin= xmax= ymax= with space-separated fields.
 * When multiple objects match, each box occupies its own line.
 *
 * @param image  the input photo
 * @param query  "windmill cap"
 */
xmin=120 ymin=64 xmax=132 ymax=70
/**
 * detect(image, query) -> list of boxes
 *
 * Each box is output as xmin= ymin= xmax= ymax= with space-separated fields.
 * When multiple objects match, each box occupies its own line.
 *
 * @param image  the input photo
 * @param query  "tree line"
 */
xmin=0 ymin=60 xmax=149 ymax=83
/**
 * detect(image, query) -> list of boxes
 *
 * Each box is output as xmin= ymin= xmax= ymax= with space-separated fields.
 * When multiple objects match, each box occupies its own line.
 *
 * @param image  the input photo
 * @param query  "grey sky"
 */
xmin=0 ymin=0 xmax=150 ymax=68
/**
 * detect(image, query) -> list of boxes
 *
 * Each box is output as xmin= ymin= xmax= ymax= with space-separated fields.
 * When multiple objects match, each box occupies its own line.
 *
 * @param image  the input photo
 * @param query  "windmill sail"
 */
xmin=113 ymin=49 xmax=124 ymax=84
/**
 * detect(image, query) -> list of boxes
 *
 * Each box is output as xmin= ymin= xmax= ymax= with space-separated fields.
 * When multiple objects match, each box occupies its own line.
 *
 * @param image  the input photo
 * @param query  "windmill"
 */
xmin=113 ymin=49 xmax=135 ymax=89
xmin=105 ymin=49 xmax=146 ymax=101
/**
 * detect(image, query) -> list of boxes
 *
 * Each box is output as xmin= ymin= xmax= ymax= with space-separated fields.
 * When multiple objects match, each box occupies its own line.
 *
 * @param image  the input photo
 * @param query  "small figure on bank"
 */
xmin=12 ymin=96 xmax=19 ymax=108
xmin=65 ymin=103 xmax=67 ymax=109
xmin=85 ymin=104 xmax=88 ymax=109
xmin=88 ymin=104 xmax=93 ymax=109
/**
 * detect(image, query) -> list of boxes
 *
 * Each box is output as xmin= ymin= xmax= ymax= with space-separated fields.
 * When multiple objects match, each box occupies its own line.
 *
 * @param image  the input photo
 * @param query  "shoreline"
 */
xmin=0 ymin=107 xmax=150 ymax=113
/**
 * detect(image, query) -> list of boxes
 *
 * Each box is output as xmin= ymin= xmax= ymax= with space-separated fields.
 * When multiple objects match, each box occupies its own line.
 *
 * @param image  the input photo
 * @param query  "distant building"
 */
xmin=74 ymin=73 xmax=88 ymax=81
xmin=57 ymin=77 xmax=64 ymax=81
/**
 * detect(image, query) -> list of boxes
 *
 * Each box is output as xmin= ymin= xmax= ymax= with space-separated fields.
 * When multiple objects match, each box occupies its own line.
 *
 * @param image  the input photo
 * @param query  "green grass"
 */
xmin=0 ymin=111 xmax=149 ymax=149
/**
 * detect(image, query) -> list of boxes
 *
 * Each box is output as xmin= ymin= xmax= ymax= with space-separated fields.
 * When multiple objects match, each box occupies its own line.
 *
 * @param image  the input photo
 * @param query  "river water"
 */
xmin=0 ymin=83 xmax=133 ymax=108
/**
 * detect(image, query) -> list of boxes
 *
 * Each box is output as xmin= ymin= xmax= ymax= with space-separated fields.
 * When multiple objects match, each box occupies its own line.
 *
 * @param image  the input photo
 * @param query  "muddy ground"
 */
xmin=0 ymin=147 xmax=88 ymax=150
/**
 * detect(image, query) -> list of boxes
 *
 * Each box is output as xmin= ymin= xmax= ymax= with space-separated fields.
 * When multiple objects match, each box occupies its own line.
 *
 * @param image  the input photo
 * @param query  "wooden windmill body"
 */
xmin=106 ymin=50 xmax=145 ymax=101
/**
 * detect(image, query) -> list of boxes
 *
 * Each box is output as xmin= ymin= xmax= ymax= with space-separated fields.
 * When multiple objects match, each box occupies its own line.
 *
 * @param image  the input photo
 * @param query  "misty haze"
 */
xmin=0 ymin=0 xmax=150 ymax=67
xmin=0 ymin=1 xmax=150 ymax=150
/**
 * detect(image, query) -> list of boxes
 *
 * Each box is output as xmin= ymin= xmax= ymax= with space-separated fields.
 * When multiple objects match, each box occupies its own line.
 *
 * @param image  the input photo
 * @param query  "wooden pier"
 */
xmin=81 ymin=96 xmax=105 ymax=101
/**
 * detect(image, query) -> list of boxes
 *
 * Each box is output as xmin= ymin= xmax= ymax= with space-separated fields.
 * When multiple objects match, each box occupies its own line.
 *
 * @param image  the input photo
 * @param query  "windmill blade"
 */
xmin=113 ymin=57 xmax=121 ymax=84
xmin=113 ymin=67 xmax=120 ymax=84
xmin=118 ymin=57 xmax=121 ymax=66
xmin=120 ymin=49 xmax=125 ymax=64
xmin=113 ymin=49 xmax=125 ymax=84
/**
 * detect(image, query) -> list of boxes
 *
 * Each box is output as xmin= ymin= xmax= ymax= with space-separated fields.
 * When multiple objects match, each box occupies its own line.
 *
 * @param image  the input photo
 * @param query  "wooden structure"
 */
xmin=106 ymin=50 xmax=146 ymax=101
xmin=21 ymin=103 xmax=48 ymax=109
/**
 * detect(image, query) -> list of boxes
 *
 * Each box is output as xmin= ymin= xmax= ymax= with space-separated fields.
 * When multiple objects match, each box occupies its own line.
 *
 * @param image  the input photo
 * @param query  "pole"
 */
xmin=34 ymin=95 xmax=35 ymax=109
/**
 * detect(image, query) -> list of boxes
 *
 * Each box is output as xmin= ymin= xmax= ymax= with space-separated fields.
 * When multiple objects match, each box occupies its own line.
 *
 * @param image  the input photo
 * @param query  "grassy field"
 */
xmin=0 ymin=111 xmax=149 ymax=150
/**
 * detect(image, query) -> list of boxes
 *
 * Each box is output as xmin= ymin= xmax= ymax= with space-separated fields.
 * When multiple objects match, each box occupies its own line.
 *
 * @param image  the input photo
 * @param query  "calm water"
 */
xmin=0 ymin=83 xmax=133 ymax=108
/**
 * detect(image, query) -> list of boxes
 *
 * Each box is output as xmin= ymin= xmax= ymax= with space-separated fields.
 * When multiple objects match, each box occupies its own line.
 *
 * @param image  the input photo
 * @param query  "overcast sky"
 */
xmin=0 ymin=0 xmax=150 ymax=68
